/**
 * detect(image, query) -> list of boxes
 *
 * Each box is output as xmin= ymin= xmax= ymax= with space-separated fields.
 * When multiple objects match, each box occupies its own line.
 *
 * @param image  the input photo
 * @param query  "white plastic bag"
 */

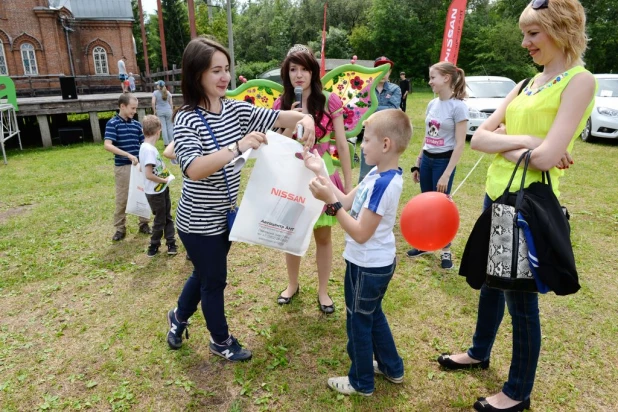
xmin=229 ymin=131 xmax=325 ymax=256
xmin=125 ymin=163 xmax=151 ymax=219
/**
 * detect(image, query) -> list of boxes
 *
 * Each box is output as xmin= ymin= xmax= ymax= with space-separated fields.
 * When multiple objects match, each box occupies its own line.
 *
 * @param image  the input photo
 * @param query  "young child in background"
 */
xmin=128 ymin=73 xmax=136 ymax=93
xmin=303 ymin=109 xmax=412 ymax=396
xmin=139 ymin=115 xmax=177 ymax=257
xmin=407 ymin=62 xmax=469 ymax=269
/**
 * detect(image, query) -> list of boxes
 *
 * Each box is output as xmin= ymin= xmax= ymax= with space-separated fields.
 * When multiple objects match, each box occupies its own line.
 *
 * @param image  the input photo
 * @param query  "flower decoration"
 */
xmin=351 ymin=76 xmax=364 ymax=90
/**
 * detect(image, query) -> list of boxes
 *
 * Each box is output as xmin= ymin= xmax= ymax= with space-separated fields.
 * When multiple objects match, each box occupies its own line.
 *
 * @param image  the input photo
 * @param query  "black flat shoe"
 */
xmin=474 ymin=397 xmax=530 ymax=411
xmin=277 ymin=286 xmax=299 ymax=305
xmin=318 ymin=295 xmax=335 ymax=314
xmin=437 ymin=353 xmax=489 ymax=370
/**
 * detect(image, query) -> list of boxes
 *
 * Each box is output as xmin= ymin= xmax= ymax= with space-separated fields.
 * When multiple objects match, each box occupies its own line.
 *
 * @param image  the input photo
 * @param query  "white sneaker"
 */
xmin=373 ymin=360 xmax=404 ymax=384
xmin=327 ymin=376 xmax=372 ymax=396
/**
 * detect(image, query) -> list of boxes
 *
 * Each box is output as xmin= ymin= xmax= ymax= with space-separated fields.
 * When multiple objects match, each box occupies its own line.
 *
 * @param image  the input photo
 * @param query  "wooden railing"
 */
xmin=144 ymin=65 xmax=182 ymax=92
xmin=12 ymin=74 xmax=145 ymax=97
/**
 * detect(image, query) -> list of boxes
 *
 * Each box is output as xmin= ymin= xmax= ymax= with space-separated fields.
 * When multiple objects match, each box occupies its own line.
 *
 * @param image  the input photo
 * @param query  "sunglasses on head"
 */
xmin=531 ymin=0 xmax=549 ymax=9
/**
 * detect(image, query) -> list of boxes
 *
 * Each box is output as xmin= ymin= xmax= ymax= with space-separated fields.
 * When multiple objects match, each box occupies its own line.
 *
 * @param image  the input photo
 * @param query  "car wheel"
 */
xmin=580 ymin=118 xmax=595 ymax=142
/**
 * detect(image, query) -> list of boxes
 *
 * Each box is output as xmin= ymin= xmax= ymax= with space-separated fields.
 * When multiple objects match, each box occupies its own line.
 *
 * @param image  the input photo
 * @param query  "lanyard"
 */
xmin=194 ymin=109 xmax=235 ymax=208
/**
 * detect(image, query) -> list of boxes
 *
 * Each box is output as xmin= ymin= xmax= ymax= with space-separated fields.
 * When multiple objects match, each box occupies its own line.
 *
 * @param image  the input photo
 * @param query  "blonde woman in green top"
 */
xmin=437 ymin=1 xmax=596 ymax=411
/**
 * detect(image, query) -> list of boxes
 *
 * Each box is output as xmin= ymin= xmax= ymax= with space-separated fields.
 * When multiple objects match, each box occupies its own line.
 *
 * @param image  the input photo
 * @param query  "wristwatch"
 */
xmin=227 ymin=142 xmax=241 ymax=157
xmin=325 ymin=201 xmax=343 ymax=216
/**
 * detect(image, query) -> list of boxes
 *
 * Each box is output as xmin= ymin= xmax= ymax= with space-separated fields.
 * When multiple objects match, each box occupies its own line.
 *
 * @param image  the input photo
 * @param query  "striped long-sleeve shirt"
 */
xmin=174 ymin=99 xmax=279 ymax=235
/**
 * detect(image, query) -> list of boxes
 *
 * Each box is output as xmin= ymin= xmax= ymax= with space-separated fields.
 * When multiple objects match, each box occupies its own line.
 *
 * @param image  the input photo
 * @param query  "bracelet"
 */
xmin=410 ymin=166 xmax=419 ymax=173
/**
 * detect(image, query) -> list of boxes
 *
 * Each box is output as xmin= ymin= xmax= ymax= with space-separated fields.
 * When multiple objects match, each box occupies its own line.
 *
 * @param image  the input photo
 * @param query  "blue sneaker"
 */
xmin=209 ymin=335 xmax=252 ymax=362
xmin=166 ymin=308 xmax=188 ymax=350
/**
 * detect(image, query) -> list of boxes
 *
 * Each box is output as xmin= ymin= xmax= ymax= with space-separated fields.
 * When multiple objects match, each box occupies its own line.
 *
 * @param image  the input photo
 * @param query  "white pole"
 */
xmin=227 ymin=0 xmax=236 ymax=89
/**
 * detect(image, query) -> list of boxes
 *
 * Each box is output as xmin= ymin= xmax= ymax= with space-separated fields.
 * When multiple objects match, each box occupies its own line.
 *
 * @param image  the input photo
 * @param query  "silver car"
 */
xmin=464 ymin=76 xmax=516 ymax=137
xmin=580 ymin=74 xmax=618 ymax=142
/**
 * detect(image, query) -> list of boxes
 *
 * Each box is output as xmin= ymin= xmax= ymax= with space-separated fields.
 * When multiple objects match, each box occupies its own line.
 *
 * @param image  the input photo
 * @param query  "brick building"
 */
xmin=0 ymin=0 xmax=138 ymax=95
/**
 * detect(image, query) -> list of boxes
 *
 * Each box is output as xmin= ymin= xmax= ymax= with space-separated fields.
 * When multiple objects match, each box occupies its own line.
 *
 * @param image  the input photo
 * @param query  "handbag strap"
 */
xmin=541 ymin=170 xmax=553 ymax=189
xmin=500 ymin=150 xmax=531 ymax=203
xmin=194 ymin=109 xmax=235 ymax=208
xmin=514 ymin=151 xmax=532 ymax=211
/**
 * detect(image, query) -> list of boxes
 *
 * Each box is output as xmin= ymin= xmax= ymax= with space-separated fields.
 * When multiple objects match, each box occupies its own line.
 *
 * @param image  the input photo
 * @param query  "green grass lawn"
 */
xmin=1 ymin=93 xmax=617 ymax=411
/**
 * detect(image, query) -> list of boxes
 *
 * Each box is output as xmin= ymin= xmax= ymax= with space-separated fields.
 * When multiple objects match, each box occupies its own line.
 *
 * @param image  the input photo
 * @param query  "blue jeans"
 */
xmin=419 ymin=153 xmax=456 ymax=194
xmin=176 ymin=231 xmax=231 ymax=343
xmin=358 ymin=151 xmax=373 ymax=183
xmin=466 ymin=194 xmax=541 ymax=401
xmin=345 ymin=259 xmax=403 ymax=394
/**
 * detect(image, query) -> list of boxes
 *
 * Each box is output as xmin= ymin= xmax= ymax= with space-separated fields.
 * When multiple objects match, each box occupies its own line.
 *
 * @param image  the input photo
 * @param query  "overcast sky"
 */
xmin=141 ymin=0 xmax=158 ymax=15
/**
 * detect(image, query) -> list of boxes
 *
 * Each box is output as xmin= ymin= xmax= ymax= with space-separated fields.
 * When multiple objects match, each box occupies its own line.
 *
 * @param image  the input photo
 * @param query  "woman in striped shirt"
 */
xmin=166 ymin=37 xmax=316 ymax=362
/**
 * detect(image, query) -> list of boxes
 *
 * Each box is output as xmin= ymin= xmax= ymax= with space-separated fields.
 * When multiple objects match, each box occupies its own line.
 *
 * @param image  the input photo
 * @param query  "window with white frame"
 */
xmin=93 ymin=46 xmax=109 ymax=75
xmin=21 ymin=43 xmax=38 ymax=75
xmin=0 ymin=41 xmax=7 ymax=75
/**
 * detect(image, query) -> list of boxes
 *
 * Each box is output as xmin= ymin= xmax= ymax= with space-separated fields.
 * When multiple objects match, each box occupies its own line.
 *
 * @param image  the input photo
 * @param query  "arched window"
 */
xmin=0 ymin=40 xmax=7 ymax=75
xmin=21 ymin=43 xmax=38 ymax=75
xmin=93 ymin=46 xmax=108 ymax=75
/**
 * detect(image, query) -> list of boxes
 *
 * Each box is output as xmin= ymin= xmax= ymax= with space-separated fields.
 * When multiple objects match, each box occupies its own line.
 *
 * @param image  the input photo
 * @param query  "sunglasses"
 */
xmin=531 ymin=0 xmax=549 ymax=9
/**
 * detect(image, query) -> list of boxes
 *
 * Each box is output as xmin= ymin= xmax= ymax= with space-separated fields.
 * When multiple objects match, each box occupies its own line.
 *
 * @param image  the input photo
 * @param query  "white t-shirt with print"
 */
xmin=343 ymin=167 xmax=403 ymax=268
xmin=139 ymin=142 xmax=171 ymax=195
xmin=422 ymin=98 xmax=469 ymax=153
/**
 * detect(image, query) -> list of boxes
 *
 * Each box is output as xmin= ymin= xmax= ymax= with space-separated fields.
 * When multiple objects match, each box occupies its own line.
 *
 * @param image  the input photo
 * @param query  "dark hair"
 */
xmin=179 ymin=37 xmax=231 ymax=113
xmin=280 ymin=49 xmax=329 ymax=137
xmin=118 ymin=93 xmax=136 ymax=107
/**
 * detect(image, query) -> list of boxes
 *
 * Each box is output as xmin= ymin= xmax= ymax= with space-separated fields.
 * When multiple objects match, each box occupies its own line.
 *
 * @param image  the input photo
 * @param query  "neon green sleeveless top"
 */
xmin=486 ymin=66 xmax=594 ymax=200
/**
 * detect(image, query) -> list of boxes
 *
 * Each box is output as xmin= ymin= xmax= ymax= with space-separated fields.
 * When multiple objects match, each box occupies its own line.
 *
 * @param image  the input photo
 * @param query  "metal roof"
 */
xmin=48 ymin=0 xmax=134 ymax=20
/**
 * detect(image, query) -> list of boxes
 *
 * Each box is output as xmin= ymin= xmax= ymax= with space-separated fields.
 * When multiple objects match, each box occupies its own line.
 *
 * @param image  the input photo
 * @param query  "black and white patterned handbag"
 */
xmin=486 ymin=151 xmax=537 ymax=292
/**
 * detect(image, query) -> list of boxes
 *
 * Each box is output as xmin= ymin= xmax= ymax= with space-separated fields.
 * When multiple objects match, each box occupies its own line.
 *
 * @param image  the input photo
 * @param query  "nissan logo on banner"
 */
xmin=440 ymin=0 xmax=468 ymax=65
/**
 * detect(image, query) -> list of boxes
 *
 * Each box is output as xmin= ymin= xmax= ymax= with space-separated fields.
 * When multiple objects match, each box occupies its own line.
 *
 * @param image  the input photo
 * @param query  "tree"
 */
xmin=131 ymin=0 xmax=146 ymax=74
xmin=162 ymin=0 xmax=191 ymax=68
xmin=308 ymin=26 xmax=352 ymax=59
xmin=146 ymin=13 xmax=162 ymax=72
xmin=195 ymin=1 xmax=229 ymax=44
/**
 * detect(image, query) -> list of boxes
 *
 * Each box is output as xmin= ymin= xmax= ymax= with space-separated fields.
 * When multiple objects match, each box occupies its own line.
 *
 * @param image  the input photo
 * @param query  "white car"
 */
xmin=580 ymin=74 xmax=618 ymax=142
xmin=464 ymin=76 xmax=516 ymax=136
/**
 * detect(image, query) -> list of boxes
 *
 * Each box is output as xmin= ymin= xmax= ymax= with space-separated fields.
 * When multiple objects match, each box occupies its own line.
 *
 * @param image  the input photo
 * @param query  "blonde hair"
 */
xmin=519 ymin=0 xmax=587 ymax=68
xmin=363 ymin=109 xmax=412 ymax=154
xmin=142 ymin=114 xmax=161 ymax=137
xmin=431 ymin=62 xmax=467 ymax=100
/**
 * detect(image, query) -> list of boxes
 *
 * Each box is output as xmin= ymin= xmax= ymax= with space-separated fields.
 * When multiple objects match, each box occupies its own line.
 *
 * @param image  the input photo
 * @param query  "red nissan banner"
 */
xmin=439 ymin=0 xmax=467 ymax=65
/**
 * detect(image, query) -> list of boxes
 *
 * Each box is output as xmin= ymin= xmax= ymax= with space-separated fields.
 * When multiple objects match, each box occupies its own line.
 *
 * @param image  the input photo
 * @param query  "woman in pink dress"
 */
xmin=273 ymin=44 xmax=352 ymax=313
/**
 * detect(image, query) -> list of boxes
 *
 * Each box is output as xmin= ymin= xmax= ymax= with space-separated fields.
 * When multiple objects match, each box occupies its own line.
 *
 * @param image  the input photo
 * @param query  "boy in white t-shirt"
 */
xmin=138 ymin=115 xmax=177 ymax=257
xmin=303 ymin=109 xmax=412 ymax=396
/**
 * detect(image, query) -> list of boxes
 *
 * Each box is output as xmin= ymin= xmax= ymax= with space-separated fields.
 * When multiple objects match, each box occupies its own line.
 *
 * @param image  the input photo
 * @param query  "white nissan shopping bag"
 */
xmin=125 ymin=164 xmax=152 ymax=219
xmin=229 ymin=131 xmax=325 ymax=256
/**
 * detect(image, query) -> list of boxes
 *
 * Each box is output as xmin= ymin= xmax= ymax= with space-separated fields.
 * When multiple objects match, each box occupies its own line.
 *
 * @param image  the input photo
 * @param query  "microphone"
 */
xmin=294 ymin=86 xmax=303 ymax=109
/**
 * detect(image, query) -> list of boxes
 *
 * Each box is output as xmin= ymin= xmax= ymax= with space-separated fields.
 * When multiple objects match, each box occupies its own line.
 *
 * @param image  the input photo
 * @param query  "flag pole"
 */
xmin=320 ymin=3 xmax=328 ymax=77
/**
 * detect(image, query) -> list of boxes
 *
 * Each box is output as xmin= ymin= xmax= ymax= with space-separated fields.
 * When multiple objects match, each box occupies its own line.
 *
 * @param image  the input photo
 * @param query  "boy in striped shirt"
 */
xmin=104 ymin=94 xmax=151 ymax=241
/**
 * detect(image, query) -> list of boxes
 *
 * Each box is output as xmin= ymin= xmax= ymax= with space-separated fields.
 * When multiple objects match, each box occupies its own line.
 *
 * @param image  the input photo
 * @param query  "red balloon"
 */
xmin=400 ymin=192 xmax=460 ymax=251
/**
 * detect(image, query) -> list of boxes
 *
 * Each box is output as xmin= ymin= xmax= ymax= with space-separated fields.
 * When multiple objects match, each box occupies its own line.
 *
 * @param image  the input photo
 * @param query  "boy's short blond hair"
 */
xmin=363 ymin=109 xmax=412 ymax=154
xmin=142 ymin=115 xmax=162 ymax=137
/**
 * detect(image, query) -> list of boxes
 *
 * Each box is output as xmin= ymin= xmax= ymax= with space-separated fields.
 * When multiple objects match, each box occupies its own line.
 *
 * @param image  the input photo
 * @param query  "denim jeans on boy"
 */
xmin=176 ymin=231 xmax=231 ymax=343
xmin=145 ymin=187 xmax=175 ymax=247
xmin=466 ymin=194 xmax=541 ymax=401
xmin=345 ymin=259 xmax=403 ymax=394
xmin=419 ymin=153 xmax=456 ymax=194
